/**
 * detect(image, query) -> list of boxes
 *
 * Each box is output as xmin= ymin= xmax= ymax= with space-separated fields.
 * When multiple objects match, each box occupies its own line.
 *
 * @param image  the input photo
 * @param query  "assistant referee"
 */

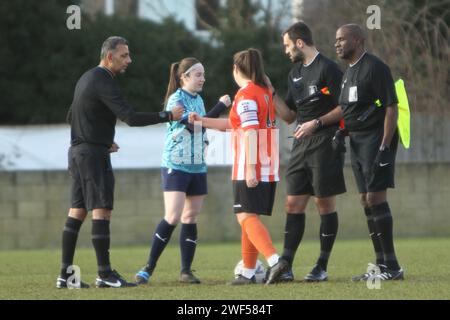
xmin=335 ymin=24 xmax=403 ymax=281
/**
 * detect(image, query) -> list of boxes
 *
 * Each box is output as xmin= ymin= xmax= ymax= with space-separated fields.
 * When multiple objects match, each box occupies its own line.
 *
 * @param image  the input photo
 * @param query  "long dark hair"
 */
xmin=163 ymin=57 xmax=200 ymax=108
xmin=233 ymin=48 xmax=267 ymax=88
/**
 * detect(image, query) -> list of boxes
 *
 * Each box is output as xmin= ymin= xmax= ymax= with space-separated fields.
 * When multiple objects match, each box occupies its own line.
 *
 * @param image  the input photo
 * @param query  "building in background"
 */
xmin=82 ymin=0 xmax=292 ymax=38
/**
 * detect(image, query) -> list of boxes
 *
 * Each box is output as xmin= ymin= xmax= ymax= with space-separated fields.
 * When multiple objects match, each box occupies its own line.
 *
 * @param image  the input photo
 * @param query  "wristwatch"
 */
xmin=314 ymin=118 xmax=323 ymax=130
xmin=379 ymin=144 xmax=390 ymax=151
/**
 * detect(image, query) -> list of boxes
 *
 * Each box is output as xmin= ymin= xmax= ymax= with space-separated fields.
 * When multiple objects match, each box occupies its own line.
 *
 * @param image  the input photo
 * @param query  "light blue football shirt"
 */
xmin=161 ymin=88 xmax=207 ymax=173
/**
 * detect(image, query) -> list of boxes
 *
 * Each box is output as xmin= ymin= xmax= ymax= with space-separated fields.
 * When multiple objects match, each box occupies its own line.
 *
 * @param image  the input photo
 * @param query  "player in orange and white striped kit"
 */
xmin=189 ymin=48 xmax=288 ymax=285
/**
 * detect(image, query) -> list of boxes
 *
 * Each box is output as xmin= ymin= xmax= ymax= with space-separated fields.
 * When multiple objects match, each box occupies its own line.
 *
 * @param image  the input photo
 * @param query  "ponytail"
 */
xmin=163 ymin=62 xmax=180 ymax=109
xmin=233 ymin=48 xmax=267 ymax=88
xmin=163 ymin=57 xmax=201 ymax=109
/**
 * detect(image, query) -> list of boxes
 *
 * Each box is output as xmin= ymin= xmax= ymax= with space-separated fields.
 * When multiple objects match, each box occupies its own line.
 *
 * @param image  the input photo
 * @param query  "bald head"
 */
xmin=335 ymin=24 xmax=366 ymax=63
xmin=340 ymin=24 xmax=366 ymax=43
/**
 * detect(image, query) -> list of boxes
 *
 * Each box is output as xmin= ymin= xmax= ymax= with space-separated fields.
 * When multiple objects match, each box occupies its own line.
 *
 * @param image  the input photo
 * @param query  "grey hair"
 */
xmin=100 ymin=36 xmax=128 ymax=60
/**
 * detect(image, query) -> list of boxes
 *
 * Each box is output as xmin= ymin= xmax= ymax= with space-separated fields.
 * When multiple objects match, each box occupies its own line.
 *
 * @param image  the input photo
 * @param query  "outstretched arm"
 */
xmin=273 ymin=94 xmax=296 ymax=124
xmin=265 ymin=75 xmax=296 ymax=124
xmin=189 ymin=113 xmax=231 ymax=131
xmin=96 ymin=77 xmax=183 ymax=126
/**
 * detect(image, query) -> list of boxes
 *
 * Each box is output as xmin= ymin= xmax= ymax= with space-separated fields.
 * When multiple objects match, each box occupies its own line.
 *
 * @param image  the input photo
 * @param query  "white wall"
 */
xmin=0 ymin=124 xmax=234 ymax=171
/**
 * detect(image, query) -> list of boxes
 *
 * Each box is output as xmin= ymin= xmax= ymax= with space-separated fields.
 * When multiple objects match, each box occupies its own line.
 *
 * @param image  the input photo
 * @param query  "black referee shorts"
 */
xmin=349 ymin=127 xmax=398 ymax=193
xmin=233 ymin=181 xmax=277 ymax=216
xmin=68 ymin=144 xmax=115 ymax=211
xmin=286 ymin=128 xmax=346 ymax=198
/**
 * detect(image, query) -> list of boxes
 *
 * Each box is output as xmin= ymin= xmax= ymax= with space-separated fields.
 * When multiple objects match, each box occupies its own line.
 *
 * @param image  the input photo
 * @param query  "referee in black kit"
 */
xmin=56 ymin=36 xmax=183 ymax=288
xmin=272 ymin=22 xmax=346 ymax=282
xmin=335 ymin=24 xmax=403 ymax=281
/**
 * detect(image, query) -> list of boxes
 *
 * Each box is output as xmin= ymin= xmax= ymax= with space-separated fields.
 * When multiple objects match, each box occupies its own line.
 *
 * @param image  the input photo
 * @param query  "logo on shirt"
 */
xmin=293 ymin=77 xmax=303 ymax=82
xmin=308 ymin=85 xmax=318 ymax=95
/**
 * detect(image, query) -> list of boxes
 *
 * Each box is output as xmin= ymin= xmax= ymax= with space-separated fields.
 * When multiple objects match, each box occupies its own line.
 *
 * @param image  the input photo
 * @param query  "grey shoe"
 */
xmin=228 ymin=275 xmax=256 ymax=285
xmin=304 ymin=264 xmax=328 ymax=282
xmin=278 ymin=268 xmax=294 ymax=282
xmin=180 ymin=271 xmax=201 ymax=284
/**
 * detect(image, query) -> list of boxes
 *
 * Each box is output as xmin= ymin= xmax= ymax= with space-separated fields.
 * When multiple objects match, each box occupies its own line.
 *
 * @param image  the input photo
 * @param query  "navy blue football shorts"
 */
xmin=161 ymin=167 xmax=207 ymax=196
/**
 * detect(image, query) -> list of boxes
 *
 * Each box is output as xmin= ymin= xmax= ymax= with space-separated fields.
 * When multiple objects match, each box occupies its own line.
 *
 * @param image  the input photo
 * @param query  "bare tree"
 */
xmin=194 ymin=0 xmax=292 ymax=43
xmin=296 ymin=0 xmax=450 ymax=115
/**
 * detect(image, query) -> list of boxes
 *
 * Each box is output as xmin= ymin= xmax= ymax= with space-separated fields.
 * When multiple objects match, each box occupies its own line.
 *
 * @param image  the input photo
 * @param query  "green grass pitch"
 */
xmin=1 ymin=237 xmax=449 ymax=300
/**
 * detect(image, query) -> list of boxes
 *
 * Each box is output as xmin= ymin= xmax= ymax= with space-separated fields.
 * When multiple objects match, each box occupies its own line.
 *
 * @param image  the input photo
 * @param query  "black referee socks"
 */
xmin=364 ymin=207 xmax=384 ymax=265
xmin=92 ymin=219 xmax=112 ymax=278
xmin=282 ymin=213 xmax=305 ymax=266
xmin=61 ymin=217 xmax=83 ymax=277
xmin=371 ymin=202 xmax=401 ymax=271
xmin=317 ymin=212 xmax=338 ymax=271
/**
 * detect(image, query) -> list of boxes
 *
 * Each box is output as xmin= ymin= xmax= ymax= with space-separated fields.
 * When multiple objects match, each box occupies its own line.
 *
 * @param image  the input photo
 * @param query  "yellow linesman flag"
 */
xmin=395 ymin=79 xmax=411 ymax=149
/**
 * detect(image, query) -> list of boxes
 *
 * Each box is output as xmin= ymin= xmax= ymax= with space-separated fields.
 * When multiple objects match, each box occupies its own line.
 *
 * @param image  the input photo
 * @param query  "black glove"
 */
xmin=332 ymin=128 xmax=347 ymax=153
xmin=373 ymin=146 xmax=394 ymax=172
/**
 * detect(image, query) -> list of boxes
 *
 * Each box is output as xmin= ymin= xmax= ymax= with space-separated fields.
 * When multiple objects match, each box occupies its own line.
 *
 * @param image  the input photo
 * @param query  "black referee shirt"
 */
xmin=338 ymin=52 xmax=398 ymax=132
xmin=285 ymin=53 xmax=343 ymax=127
xmin=67 ymin=67 xmax=167 ymax=147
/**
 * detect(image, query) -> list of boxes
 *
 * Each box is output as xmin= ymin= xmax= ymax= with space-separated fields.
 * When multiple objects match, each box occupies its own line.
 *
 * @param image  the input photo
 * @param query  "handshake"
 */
xmin=168 ymin=105 xmax=184 ymax=121
xmin=171 ymin=94 xmax=231 ymax=123
xmin=188 ymin=112 xmax=202 ymax=124
xmin=189 ymin=94 xmax=231 ymax=124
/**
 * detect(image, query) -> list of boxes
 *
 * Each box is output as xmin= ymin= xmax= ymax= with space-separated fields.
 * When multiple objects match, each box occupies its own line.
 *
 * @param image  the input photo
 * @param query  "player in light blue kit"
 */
xmin=135 ymin=57 xmax=231 ymax=284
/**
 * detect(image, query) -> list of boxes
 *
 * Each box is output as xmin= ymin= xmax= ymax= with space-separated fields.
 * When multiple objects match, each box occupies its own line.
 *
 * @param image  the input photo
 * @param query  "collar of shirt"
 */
xmin=349 ymin=51 xmax=367 ymax=68
xmin=98 ymin=66 xmax=114 ymax=78
xmin=303 ymin=51 xmax=320 ymax=67
xmin=180 ymin=88 xmax=199 ymax=99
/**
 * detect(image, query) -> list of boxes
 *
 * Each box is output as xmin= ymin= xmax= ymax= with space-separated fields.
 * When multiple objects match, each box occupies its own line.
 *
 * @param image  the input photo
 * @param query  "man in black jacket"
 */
xmin=56 ymin=36 xmax=183 ymax=289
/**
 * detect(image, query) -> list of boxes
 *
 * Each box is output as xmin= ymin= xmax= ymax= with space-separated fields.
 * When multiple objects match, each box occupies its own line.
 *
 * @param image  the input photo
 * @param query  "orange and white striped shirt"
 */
xmin=229 ymin=82 xmax=279 ymax=182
